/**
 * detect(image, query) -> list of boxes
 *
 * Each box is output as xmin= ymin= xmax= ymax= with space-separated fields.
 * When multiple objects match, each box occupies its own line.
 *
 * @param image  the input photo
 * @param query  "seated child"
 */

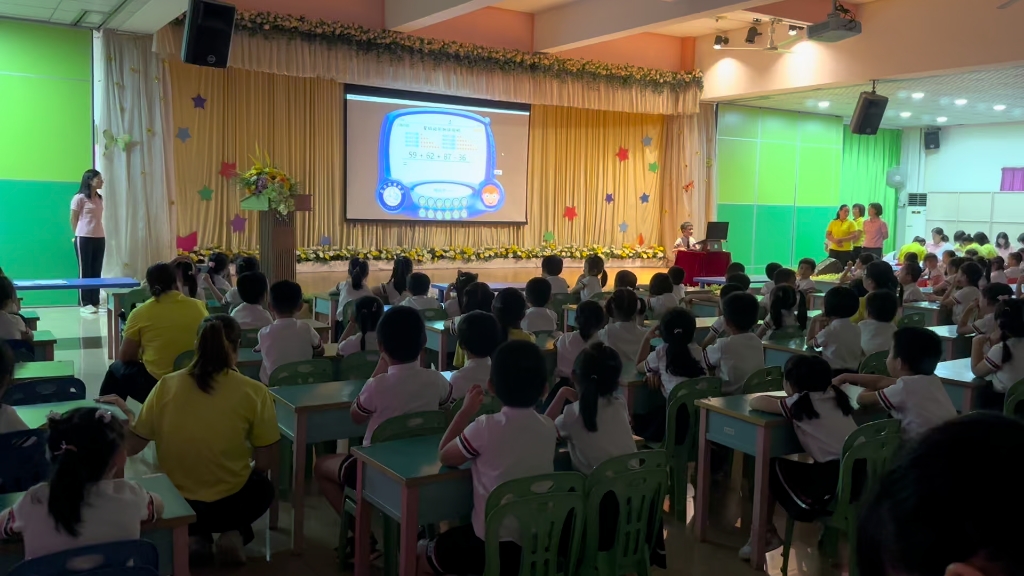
xmin=572 ymin=255 xmax=607 ymax=301
xmin=447 ymin=282 xmax=496 ymax=368
xmin=760 ymin=262 xmax=783 ymax=298
xmin=857 ymin=413 xmax=1024 ymax=576
xmin=597 ymin=289 xmax=648 ymax=382
xmin=941 ymin=261 xmax=983 ymax=324
xmin=521 ymin=278 xmax=559 ymax=333
xmin=668 ymin=266 xmax=687 ymax=300
xmin=958 ymin=282 xmax=1013 ymax=336
xmin=860 ymin=290 xmax=898 ymax=356
xmin=796 ymin=258 xmax=817 ymax=293
xmin=726 ymin=262 xmax=746 ymax=276
xmin=745 ymin=355 xmax=856 ymax=560
xmin=646 ymin=272 xmax=678 ymax=320
xmin=761 ymin=267 xmax=801 ymax=324
xmin=421 ymin=340 xmax=555 ymax=576
xmin=840 ymin=252 xmax=876 ymax=284
xmin=444 ymin=270 xmax=478 ymax=318
xmin=0 ymin=276 xmax=31 ymax=341
xmin=808 ymin=286 xmax=862 ymax=375
xmin=701 ymin=283 xmax=747 ymax=347
xmin=898 ymin=261 xmax=925 ymax=303
xmin=548 ymin=300 xmax=605 ymax=408
xmin=542 ymin=255 xmax=570 ymax=294
xmin=839 ymin=326 xmax=956 ymax=438
xmin=335 ymin=258 xmax=372 ymax=317
xmin=758 ymin=284 xmax=807 ymax=340
xmin=614 ymin=270 xmax=638 ymax=291
xmin=702 ymin=292 xmax=765 ymax=394
xmin=989 ymin=256 xmax=1009 ymax=285
xmin=398 ymin=272 xmax=442 ymax=310
xmin=230 ymin=271 xmax=273 ymax=330
xmin=335 ymin=295 xmax=384 ymax=357
xmin=726 ymin=272 xmax=751 ymax=292
xmin=930 ymin=256 xmax=963 ymax=299
xmin=1007 ymin=251 xmax=1022 ymax=280
xmin=315 ymin=306 xmax=453 ymax=514
xmin=256 ymin=280 xmax=325 ymax=384
xmin=939 ymin=249 xmax=956 ymax=275
xmin=971 ymin=298 xmax=1024 ymax=410
xmin=224 ymin=256 xmax=259 ymax=309
xmin=174 ymin=260 xmax=203 ymax=301
xmin=205 ymin=252 xmax=233 ymax=292
xmin=851 ymin=261 xmax=899 ymax=324
xmin=0 ymin=407 xmax=165 ymax=558
xmin=921 ymin=253 xmax=945 ymax=288
xmin=0 ymin=342 xmax=28 ymax=433
xmin=492 ymin=288 xmax=535 ymax=345
xmin=449 ymin=311 xmax=501 ymax=400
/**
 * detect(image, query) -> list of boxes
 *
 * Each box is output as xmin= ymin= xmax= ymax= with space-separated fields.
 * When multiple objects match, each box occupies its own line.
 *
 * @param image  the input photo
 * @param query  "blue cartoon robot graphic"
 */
xmin=375 ymin=108 xmax=505 ymax=220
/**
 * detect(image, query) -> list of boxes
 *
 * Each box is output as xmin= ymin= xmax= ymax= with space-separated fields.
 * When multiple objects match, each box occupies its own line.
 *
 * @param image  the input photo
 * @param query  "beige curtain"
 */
xmin=660 ymin=104 xmax=717 ymax=244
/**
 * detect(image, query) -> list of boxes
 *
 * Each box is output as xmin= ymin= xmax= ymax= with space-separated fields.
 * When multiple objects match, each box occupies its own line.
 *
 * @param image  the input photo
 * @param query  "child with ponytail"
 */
xmin=941 ymin=260 xmax=984 ymax=324
xmin=335 ymin=295 xmax=384 ymax=357
xmin=335 ymin=258 xmax=372 ymax=318
xmin=549 ymin=301 xmax=605 ymax=405
xmin=0 ymin=407 xmax=164 ymax=558
xmin=971 ymin=298 xmax=1024 ymax=409
xmin=757 ymin=284 xmax=808 ymax=340
xmin=957 ymin=282 xmax=1013 ymax=336
xmin=597 ymin=289 xmax=648 ymax=382
xmin=572 ymin=255 xmax=608 ymax=301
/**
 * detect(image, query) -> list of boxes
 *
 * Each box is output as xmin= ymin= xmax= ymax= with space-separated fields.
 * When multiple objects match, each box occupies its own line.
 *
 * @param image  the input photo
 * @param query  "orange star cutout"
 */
xmin=637 ymin=233 xmax=645 ymax=247
xmin=683 ymin=180 xmax=695 ymax=192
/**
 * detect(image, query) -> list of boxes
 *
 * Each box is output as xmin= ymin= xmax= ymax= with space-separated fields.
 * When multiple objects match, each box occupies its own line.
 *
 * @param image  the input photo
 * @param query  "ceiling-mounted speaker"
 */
xmin=850 ymin=91 xmax=888 ymax=135
xmin=181 ymin=0 xmax=236 ymax=68
xmin=924 ymin=130 xmax=941 ymax=150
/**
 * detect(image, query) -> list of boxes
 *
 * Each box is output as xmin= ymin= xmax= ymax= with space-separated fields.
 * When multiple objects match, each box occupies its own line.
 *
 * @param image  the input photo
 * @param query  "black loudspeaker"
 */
xmin=815 ymin=258 xmax=845 ymax=276
xmin=924 ymin=130 xmax=941 ymax=150
xmin=850 ymin=91 xmax=889 ymax=135
xmin=181 ymin=0 xmax=236 ymax=68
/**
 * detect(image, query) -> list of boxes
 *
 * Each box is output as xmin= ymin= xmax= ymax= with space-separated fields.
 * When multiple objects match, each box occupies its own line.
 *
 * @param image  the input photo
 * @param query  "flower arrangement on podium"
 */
xmin=236 ymin=148 xmax=302 ymax=217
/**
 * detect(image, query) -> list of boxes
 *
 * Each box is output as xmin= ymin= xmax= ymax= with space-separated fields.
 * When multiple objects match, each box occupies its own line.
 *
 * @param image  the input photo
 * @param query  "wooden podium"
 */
xmin=257 ymin=194 xmax=311 ymax=284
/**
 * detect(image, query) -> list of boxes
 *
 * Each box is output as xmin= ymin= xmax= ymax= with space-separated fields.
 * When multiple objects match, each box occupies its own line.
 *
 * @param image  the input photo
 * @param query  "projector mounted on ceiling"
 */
xmin=807 ymin=0 xmax=862 ymax=42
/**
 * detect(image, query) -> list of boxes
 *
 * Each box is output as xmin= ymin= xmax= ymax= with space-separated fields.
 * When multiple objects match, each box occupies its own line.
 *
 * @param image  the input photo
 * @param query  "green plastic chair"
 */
xmin=897 ymin=312 xmax=926 ymax=328
xmin=1003 ymin=378 xmax=1024 ymax=418
xmin=337 ymin=350 xmax=381 ymax=380
xmin=239 ymin=328 xmax=261 ymax=349
xmin=419 ymin=308 xmax=448 ymax=322
xmin=120 ymin=288 xmax=151 ymax=318
xmin=173 ymin=350 xmax=194 ymax=371
xmin=448 ymin=394 xmax=503 ymax=423
xmin=644 ymin=377 xmax=722 ymax=521
xmin=741 ymin=366 xmax=784 ymax=394
xmin=766 ymin=326 xmax=805 ymax=341
xmin=549 ymin=293 xmax=579 ymax=331
xmin=858 ymin=350 xmax=889 ymax=376
xmin=484 ymin=491 xmax=586 ymax=576
xmin=268 ymin=359 xmax=335 ymax=387
xmin=485 ymin=472 xmax=586 ymax=517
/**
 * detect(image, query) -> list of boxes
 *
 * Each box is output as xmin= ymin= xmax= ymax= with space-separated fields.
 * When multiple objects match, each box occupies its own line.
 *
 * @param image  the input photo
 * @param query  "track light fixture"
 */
xmin=745 ymin=26 xmax=762 ymax=44
xmin=713 ymin=35 xmax=729 ymax=49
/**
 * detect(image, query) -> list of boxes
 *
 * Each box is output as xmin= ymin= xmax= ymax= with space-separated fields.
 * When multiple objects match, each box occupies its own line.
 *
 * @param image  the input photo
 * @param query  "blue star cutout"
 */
xmin=604 ymin=193 xmax=614 ymax=204
xmin=319 ymin=235 xmax=331 ymax=246
xmin=642 ymin=135 xmax=653 ymax=147
xmin=192 ymin=94 xmax=207 ymax=109
xmin=639 ymin=192 xmax=650 ymax=204
xmin=618 ymin=221 xmax=629 ymax=233
xmin=175 ymin=127 xmax=191 ymax=143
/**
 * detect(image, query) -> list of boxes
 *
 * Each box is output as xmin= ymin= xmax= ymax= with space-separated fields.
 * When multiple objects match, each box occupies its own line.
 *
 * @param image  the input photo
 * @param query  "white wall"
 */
xmin=924 ymin=122 xmax=1024 ymax=192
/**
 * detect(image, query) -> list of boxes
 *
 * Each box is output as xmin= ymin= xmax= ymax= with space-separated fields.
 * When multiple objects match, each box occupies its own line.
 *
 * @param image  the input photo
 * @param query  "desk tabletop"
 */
xmin=20 ymin=311 xmax=40 ymax=321
xmin=904 ymin=301 xmax=942 ymax=311
xmin=694 ymin=275 xmax=771 ymax=285
xmin=15 ymin=400 xmax=127 ymax=429
xmin=761 ymin=337 xmax=817 ymax=355
xmin=301 ymin=318 xmax=328 ymax=329
xmin=696 ymin=392 xmax=791 ymax=427
xmin=425 ymin=320 xmax=447 ymax=333
xmin=928 ymin=324 xmax=968 ymax=340
xmin=13 ymin=361 xmax=75 ymax=382
xmin=935 ymin=358 xmax=990 ymax=387
xmin=31 ymin=330 xmax=56 ymax=344
xmin=352 ymin=434 xmax=470 ymax=486
xmin=270 ymin=380 xmax=368 ymax=411
xmin=14 ymin=278 xmax=140 ymax=291
xmin=314 ymin=291 xmax=340 ymax=301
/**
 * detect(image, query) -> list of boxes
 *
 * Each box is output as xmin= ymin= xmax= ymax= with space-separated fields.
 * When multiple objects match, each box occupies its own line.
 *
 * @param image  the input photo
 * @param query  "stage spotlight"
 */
xmin=745 ymin=26 xmax=762 ymax=44
xmin=714 ymin=35 xmax=729 ymax=49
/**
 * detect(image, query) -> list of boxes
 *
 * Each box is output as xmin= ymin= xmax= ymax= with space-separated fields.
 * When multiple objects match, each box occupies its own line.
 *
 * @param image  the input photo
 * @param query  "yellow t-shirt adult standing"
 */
xmin=133 ymin=368 xmax=280 ymax=502
xmin=123 ymin=291 xmax=208 ymax=379
xmin=852 ymin=217 xmax=865 ymax=248
xmin=826 ymin=219 xmax=858 ymax=252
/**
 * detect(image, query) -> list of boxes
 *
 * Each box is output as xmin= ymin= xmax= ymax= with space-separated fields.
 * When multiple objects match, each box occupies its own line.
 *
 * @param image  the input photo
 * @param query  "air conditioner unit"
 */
xmin=904 ymin=193 xmax=927 ymax=239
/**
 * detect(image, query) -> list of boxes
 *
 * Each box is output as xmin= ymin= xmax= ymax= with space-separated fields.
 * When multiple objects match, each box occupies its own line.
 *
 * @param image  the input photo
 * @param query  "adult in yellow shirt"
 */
xmin=825 ymin=204 xmax=860 ymax=266
xmin=120 ymin=314 xmax=280 ymax=562
xmin=898 ymin=237 xmax=928 ymax=263
xmin=99 ymin=261 xmax=208 ymax=402
xmin=972 ymin=232 xmax=1000 ymax=259
xmin=851 ymin=203 xmax=866 ymax=259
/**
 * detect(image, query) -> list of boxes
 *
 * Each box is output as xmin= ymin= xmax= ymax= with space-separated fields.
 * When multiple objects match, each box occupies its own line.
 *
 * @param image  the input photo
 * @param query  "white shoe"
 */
xmin=738 ymin=528 xmax=784 ymax=560
xmin=80 ymin=305 xmax=98 ymax=314
xmin=215 ymin=531 xmax=247 ymax=566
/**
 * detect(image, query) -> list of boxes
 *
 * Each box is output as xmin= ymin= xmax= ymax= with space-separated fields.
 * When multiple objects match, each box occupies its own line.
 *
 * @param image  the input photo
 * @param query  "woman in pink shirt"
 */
xmin=860 ymin=202 xmax=889 ymax=258
xmin=69 ymin=169 xmax=105 ymax=314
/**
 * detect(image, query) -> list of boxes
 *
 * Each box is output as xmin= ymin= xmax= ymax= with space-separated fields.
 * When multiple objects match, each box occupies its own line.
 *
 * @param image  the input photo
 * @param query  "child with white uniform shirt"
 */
xmin=808 ymin=286 xmax=862 ymax=375
xmin=572 ymin=255 xmax=607 ymax=302
xmin=700 ymin=283 xmax=747 ymax=348
xmin=521 ymin=278 xmax=559 ymax=333
xmin=541 ymin=255 xmax=570 ymax=294
xmin=223 ymin=256 xmax=259 ymax=310
xmin=702 ymin=292 xmax=765 ymax=395
xmin=860 ymin=290 xmax=898 ymax=356
xmin=229 ymin=271 xmax=274 ymax=330
xmin=971 ymin=298 xmax=1024 ymax=410
xmin=597 ymin=289 xmax=649 ymax=383
xmin=449 ymin=311 xmax=500 ymax=401
xmin=545 ymin=300 xmax=604 ymax=411
xmin=646 ymin=273 xmax=678 ymax=321
xmin=796 ymin=258 xmax=817 ymax=293
xmin=255 ymin=280 xmax=325 ymax=384
xmin=942 ymin=260 xmax=984 ymax=325
xmin=897 ymin=262 xmax=926 ymax=303
xmin=334 ymin=295 xmax=384 ymax=358
xmin=0 ymin=277 xmax=31 ymax=342
xmin=397 ymin=272 xmax=442 ymax=310
xmin=668 ymin=266 xmax=687 ymax=301
xmin=334 ymin=258 xmax=372 ymax=320
xmin=957 ymin=282 xmax=1012 ymax=337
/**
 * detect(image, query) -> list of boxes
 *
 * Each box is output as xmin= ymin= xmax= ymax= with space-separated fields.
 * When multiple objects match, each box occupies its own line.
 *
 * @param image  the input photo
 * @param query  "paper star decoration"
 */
xmin=175 ymin=127 xmax=191 ymax=143
xmin=192 ymin=94 xmax=207 ymax=109
xmin=563 ymin=206 xmax=578 ymax=221
xmin=642 ymin=135 xmax=653 ymax=147
xmin=319 ymin=235 xmax=331 ymax=246
xmin=175 ymin=232 xmax=198 ymax=252
xmin=639 ymin=192 xmax=650 ymax=204
xmin=197 ymin=186 xmax=214 ymax=201
xmin=615 ymin=147 xmax=629 ymax=162
xmin=637 ymin=234 xmax=645 ymax=246
xmin=648 ymin=161 xmax=659 ymax=174
xmin=604 ymin=193 xmax=614 ymax=204
xmin=230 ymin=213 xmax=247 ymax=234
xmin=683 ymin=180 xmax=695 ymax=193
xmin=219 ymin=162 xmax=237 ymax=178
xmin=542 ymin=230 xmax=555 ymax=243
xmin=618 ymin=221 xmax=629 ymax=233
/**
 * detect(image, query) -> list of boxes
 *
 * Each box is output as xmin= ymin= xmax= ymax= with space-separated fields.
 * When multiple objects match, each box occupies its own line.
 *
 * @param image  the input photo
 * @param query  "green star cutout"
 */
xmin=197 ymin=186 xmax=214 ymax=201
xmin=542 ymin=230 xmax=555 ymax=243
xmin=648 ymin=161 xmax=659 ymax=174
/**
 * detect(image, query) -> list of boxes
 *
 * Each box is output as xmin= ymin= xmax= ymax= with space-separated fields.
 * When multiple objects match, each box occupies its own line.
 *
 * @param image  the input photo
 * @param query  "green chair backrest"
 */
xmin=338 ymin=350 xmax=382 ymax=380
xmin=337 ymin=299 xmax=358 ymax=329
xmin=858 ymin=350 xmax=889 ymax=376
xmin=173 ymin=350 xmax=194 ymax=372
xmin=484 ymin=472 xmax=585 ymax=519
xmin=484 ymin=492 xmax=585 ymax=576
xmin=589 ymin=291 xmax=615 ymax=303
xmin=239 ymin=328 xmax=261 ymax=349
xmin=419 ymin=308 xmax=448 ymax=322
xmin=742 ymin=366 xmax=784 ymax=394
xmin=1003 ymin=378 xmax=1024 ymax=418
xmin=831 ymin=434 xmax=901 ymax=531
xmin=581 ymin=451 xmax=669 ymax=576
xmin=840 ymin=419 xmax=901 ymax=459
xmin=766 ymin=326 xmax=805 ymax=341
xmin=268 ymin=359 xmax=335 ymax=387
xmin=121 ymin=288 xmax=151 ymax=319
xmin=370 ymin=411 xmax=448 ymax=443
xmin=897 ymin=312 xmax=926 ymax=328
xmin=663 ymin=377 xmax=723 ymax=464
xmin=449 ymin=394 xmax=503 ymax=423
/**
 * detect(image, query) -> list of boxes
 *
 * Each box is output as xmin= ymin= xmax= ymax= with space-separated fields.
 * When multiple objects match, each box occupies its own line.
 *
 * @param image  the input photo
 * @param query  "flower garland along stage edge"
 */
xmin=180 ymin=244 xmax=666 ymax=265
xmin=172 ymin=11 xmax=702 ymax=93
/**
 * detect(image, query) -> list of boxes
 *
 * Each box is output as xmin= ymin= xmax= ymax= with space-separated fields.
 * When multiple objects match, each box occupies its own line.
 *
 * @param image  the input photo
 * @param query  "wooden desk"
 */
xmin=903 ymin=302 xmax=947 ymax=327
xmin=934 ymin=357 xmax=990 ymax=413
xmin=0 ymin=474 xmax=194 ymax=576
xmin=762 ymin=337 xmax=818 ymax=367
xmin=301 ymin=319 xmax=330 ymax=343
xmin=15 ymin=400 xmax=127 ymax=428
xmin=424 ymin=321 xmax=457 ymax=371
xmin=13 ymin=361 xmax=74 ymax=384
xmin=105 ymin=288 xmax=134 ymax=359
xmin=312 ymin=292 xmax=339 ymax=342
xmin=927 ymin=325 xmax=972 ymax=361
xmin=352 ymin=435 xmax=472 ymax=576
xmin=269 ymin=380 xmax=368 ymax=552
xmin=20 ymin=311 xmax=39 ymax=332
xmin=431 ymin=282 xmax=527 ymax=303
xmin=29 ymin=330 xmax=56 ymax=361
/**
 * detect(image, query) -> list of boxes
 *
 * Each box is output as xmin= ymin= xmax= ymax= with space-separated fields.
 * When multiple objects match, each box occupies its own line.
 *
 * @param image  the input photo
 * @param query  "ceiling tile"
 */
xmin=0 ymin=3 xmax=55 ymax=18
xmin=50 ymin=7 xmax=81 ymax=23
xmin=0 ymin=0 xmax=61 ymax=7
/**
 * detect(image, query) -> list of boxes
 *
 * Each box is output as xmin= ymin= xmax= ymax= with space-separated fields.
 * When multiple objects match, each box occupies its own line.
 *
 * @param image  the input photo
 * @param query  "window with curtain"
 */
xmin=1001 ymin=168 xmax=1024 ymax=192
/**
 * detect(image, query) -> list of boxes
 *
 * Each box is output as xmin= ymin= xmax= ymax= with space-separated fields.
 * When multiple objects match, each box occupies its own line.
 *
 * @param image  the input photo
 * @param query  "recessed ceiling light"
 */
xmin=912 ymin=92 xmax=925 ymax=99
xmin=937 ymin=117 xmax=948 ymax=123
xmin=900 ymin=112 xmax=912 ymax=118
xmin=818 ymin=101 xmax=830 ymax=108
xmin=954 ymin=99 xmax=968 ymax=106
xmin=994 ymin=104 xmax=1007 ymax=111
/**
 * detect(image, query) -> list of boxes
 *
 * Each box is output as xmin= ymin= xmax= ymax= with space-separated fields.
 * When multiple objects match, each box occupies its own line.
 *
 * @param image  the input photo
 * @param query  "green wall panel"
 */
xmin=796 ymin=145 xmax=841 ymax=206
xmin=759 ymin=110 xmax=799 ymax=143
xmin=717 ymin=204 xmax=755 ymax=267
xmin=0 ymin=180 xmax=82 ymax=306
xmin=718 ymin=105 xmax=761 ymax=140
xmin=798 ymin=113 xmax=843 ymax=147
xmin=756 ymin=142 xmax=797 ymax=205
xmin=716 ymin=139 xmax=758 ymax=204
xmin=0 ymin=21 xmax=91 ymax=80
xmin=753 ymin=205 xmax=795 ymax=268
xmin=793 ymin=206 xmax=839 ymax=264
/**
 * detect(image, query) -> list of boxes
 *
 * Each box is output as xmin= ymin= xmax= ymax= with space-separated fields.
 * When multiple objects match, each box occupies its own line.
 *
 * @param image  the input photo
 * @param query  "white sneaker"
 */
xmin=738 ymin=528 xmax=784 ymax=560
xmin=80 ymin=305 xmax=98 ymax=314
xmin=214 ymin=531 xmax=247 ymax=566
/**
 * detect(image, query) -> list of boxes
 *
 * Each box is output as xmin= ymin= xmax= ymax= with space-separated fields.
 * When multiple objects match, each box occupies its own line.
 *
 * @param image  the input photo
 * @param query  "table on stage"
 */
xmin=674 ymin=250 xmax=732 ymax=287
xmin=13 ymin=277 xmax=140 ymax=291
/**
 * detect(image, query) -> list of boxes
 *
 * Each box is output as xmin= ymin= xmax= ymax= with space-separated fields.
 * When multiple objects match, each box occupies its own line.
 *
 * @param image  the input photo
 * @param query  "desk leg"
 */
xmin=268 ymin=445 xmax=280 ymax=529
xmin=172 ymin=525 xmax=191 ymax=576
xmin=694 ymin=408 xmax=711 ymax=542
xmin=290 ymin=413 xmax=308 ymax=554
xmin=329 ymin=300 xmax=339 ymax=343
xmin=41 ymin=344 xmax=54 ymax=362
xmin=106 ymin=305 xmax=115 ymax=359
xmin=354 ymin=460 xmax=373 ymax=576
xmin=112 ymin=293 xmax=124 ymax=360
xmin=962 ymin=386 xmax=976 ymax=413
xmin=625 ymin=385 xmax=635 ymax=415
xmin=399 ymin=485 xmax=421 ymax=576
xmin=750 ymin=427 xmax=771 ymax=571
xmin=563 ymin=309 xmax=572 ymax=333
xmin=438 ymin=333 xmax=448 ymax=372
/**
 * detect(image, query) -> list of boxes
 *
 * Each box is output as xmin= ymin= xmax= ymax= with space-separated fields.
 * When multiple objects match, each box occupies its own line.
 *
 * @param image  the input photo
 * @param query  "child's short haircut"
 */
xmin=865 ymin=290 xmax=899 ymax=323
xmin=858 ymin=252 xmax=877 ymax=266
xmin=407 ymin=272 xmax=431 ymax=296
xmin=858 ymin=413 xmax=1024 ymax=576
xmin=376 ymin=306 xmax=425 ymax=363
xmin=462 ymin=282 xmax=495 ymax=314
xmin=235 ymin=256 xmax=260 ymax=276
xmin=721 ymin=292 xmax=759 ymax=332
xmin=959 ymin=261 xmax=984 ymax=287
xmin=942 ymin=249 xmax=957 ymax=260
xmin=525 ymin=277 xmax=553 ymax=308
xmin=718 ymin=283 xmax=746 ymax=301
xmin=773 ymin=268 xmax=797 ymax=285
xmin=541 ymin=255 xmax=563 ymax=276
xmin=823 ymin=286 xmax=860 ymax=319
xmin=964 ymin=248 xmax=979 ymax=257
xmin=725 ymin=272 xmax=751 ymax=290
xmin=891 ymin=326 xmax=941 ymax=375
xmin=236 ymin=271 xmax=268 ymax=305
xmin=490 ymin=340 xmax=547 ymax=408
xmin=798 ymin=257 xmax=817 ymax=269
xmin=725 ymin=262 xmax=746 ymax=275
xmin=269 ymin=280 xmax=304 ymax=314
xmin=903 ymin=253 xmax=920 ymax=264
xmin=614 ymin=270 xmax=638 ymax=290
xmin=667 ymin=266 xmax=686 ymax=286
xmin=923 ymin=252 xmax=938 ymax=263
xmin=1009 ymin=252 xmax=1022 ymax=266
xmin=902 ymin=261 xmax=922 ymax=282
xmin=648 ymin=273 xmax=673 ymax=297
xmin=764 ymin=263 xmax=783 ymax=281
xmin=457 ymin=311 xmax=501 ymax=358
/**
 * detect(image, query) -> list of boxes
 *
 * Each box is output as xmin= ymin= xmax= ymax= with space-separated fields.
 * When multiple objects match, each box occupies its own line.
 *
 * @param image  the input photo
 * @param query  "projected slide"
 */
xmin=346 ymin=89 xmax=530 ymax=223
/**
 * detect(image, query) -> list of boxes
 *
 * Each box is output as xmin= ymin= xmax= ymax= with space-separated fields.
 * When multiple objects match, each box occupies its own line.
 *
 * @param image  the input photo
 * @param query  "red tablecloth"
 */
xmin=674 ymin=251 xmax=732 ymax=286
